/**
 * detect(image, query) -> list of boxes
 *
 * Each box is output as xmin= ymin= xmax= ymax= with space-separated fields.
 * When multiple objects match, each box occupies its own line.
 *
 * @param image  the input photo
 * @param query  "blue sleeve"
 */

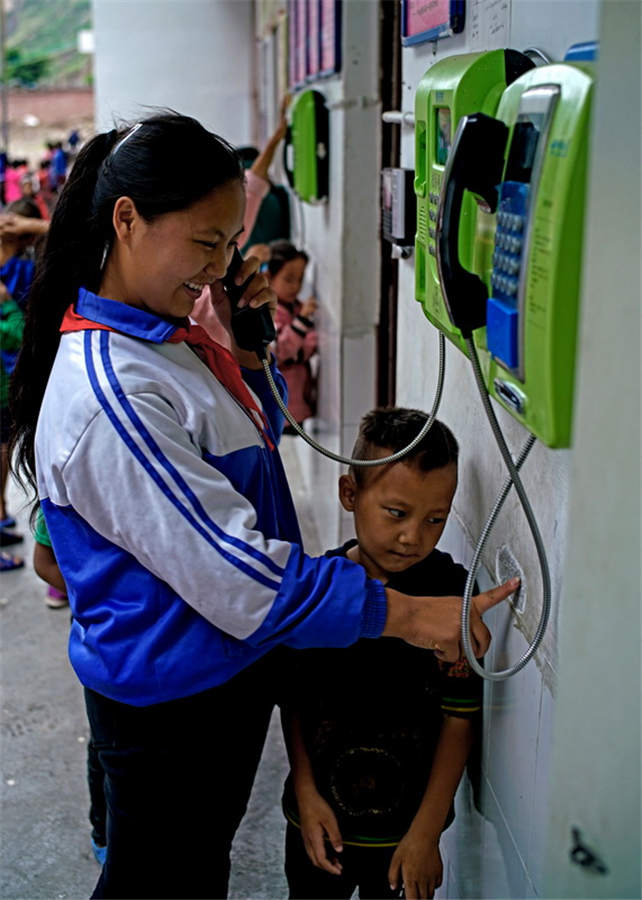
xmin=242 ymin=359 xmax=288 ymax=442
xmin=245 ymin=544 xmax=389 ymax=650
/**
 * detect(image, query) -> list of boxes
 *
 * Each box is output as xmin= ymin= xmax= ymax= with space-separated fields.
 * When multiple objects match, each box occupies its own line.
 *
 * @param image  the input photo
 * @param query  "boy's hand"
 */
xmin=388 ymin=831 xmax=442 ymax=899
xmin=297 ymin=787 xmax=344 ymax=876
xmin=384 ymin=577 xmax=520 ymax=661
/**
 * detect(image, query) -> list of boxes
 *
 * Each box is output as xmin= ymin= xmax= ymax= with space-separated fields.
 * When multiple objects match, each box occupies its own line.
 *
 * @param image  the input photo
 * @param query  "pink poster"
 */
xmin=320 ymin=0 xmax=340 ymax=75
xmin=307 ymin=0 xmax=320 ymax=79
xmin=404 ymin=0 xmax=451 ymax=37
xmin=295 ymin=0 xmax=307 ymax=85
xmin=402 ymin=0 xmax=464 ymax=45
xmin=288 ymin=0 xmax=297 ymax=88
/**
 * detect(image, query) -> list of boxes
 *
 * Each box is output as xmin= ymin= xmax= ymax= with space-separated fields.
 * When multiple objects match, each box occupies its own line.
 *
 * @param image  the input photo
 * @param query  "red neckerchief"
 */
xmin=60 ymin=304 xmax=274 ymax=450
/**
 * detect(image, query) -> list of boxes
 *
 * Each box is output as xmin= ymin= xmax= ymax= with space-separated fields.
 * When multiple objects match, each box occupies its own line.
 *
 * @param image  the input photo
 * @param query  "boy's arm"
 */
xmin=388 ymin=716 xmax=474 ymax=899
xmin=285 ymin=710 xmax=344 ymax=875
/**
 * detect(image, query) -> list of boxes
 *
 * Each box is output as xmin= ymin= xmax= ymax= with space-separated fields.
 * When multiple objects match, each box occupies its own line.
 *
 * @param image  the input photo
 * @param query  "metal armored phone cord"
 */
xmin=261 ymin=332 xmax=446 ymax=467
xmin=461 ymin=336 xmax=552 ymax=680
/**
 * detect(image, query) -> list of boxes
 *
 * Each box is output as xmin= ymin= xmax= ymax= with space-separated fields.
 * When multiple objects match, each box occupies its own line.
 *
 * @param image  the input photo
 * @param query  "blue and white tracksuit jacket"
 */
xmin=35 ymin=289 xmax=387 ymax=706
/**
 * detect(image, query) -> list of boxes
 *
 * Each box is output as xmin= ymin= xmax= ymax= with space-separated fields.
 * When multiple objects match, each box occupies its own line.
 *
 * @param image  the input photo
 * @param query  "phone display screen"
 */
xmin=435 ymin=107 xmax=451 ymax=165
xmin=505 ymin=112 xmax=546 ymax=183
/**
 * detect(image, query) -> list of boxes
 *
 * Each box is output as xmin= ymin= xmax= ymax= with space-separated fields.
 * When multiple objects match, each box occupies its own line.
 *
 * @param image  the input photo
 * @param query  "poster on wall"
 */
xmin=295 ymin=0 xmax=308 ymax=85
xmin=287 ymin=0 xmax=297 ymax=88
xmin=401 ymin=0 xmax=465 ymax=46
xmin=306 ymin=0 xmax=321 ymax=80
xmin=319 ymin=0 xmax=342 ymax=77
xmin=288 ymin=0 xmax=308 ymax=88
xmin=277 ymin=13 xmax=289 ymax=104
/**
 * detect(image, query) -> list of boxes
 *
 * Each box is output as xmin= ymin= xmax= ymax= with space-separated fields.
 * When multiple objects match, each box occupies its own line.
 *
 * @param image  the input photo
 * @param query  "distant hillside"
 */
xmin=6 ymin=0 xmax=92 ymax=88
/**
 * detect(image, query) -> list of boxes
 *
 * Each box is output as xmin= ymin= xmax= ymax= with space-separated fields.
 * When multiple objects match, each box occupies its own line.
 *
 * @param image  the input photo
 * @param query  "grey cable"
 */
xmin=462 ymin=337 xmax=552 ymax=680
xmin=261 ymin=332 xmax=446 ymax=467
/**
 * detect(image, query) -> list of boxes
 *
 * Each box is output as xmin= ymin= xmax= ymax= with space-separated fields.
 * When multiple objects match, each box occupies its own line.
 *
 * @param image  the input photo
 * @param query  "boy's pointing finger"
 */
xmin=473 ymin=577 xmax=520 ymax=615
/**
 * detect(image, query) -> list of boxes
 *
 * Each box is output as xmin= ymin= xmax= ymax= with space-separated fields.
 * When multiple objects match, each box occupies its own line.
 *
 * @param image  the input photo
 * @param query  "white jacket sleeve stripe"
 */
xmin=84 ymin=330 xmax=283 ymax=592
xmin=96 ymin=330 xmax=286 ymax=578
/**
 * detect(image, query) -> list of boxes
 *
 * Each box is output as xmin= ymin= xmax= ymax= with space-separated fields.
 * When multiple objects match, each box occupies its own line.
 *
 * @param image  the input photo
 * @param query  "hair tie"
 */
xmin=110 ymin=122 xmax=143 ymax=159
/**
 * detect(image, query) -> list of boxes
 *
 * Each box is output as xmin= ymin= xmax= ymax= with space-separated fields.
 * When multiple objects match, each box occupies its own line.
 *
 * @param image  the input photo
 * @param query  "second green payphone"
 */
xmin=434 ymin=62 xmax=594 ymax=447
xmin=284 ymin=89 xmax=329 ymax=204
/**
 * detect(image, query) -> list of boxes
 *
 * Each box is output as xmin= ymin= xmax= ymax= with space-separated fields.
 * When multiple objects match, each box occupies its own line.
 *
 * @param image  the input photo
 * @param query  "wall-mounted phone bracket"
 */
xmin=382 ymin=167 xmax=416 ymax=247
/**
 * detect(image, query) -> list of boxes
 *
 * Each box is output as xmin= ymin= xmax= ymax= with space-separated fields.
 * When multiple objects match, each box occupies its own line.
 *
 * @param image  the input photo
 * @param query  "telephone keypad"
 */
xmin=487 ymin=181 xmax=530 ymax=371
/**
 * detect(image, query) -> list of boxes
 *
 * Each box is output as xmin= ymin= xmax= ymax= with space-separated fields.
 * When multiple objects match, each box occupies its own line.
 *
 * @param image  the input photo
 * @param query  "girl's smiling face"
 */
xmin=270 ymin=256 xmax=307 ymax=305
xmin=101 ymin=178 xmax=245 ymax=319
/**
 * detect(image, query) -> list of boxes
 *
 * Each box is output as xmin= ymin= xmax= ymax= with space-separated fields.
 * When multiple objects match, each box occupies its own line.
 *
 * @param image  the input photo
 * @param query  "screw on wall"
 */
xmin=569 ymin=826 xmax=609 ymax=875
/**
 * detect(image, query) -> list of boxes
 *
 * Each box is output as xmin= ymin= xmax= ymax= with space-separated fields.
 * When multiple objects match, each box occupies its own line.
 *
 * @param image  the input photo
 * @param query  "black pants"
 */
xmin=85 ymin=657 xmax=275 ymax=899
xmin=285 ymin=823 xmax=403 ymax=899
xmin=87 ymin=737 xmax=107 ymax=846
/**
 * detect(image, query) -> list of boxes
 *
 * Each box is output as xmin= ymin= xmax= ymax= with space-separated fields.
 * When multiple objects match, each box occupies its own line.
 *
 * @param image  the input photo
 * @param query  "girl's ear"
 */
xmin=112 ymin=196 xmax=138 ymax=244
xmin=339 ymin=473 xmax=358 ymax=511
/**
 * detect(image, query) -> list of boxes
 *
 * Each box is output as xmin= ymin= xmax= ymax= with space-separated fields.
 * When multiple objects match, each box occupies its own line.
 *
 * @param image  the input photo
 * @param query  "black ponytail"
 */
xmin=9 ymin=130 xmax=122 ymax=498
xmin=9 ymin=112 xmax=243 ymax=499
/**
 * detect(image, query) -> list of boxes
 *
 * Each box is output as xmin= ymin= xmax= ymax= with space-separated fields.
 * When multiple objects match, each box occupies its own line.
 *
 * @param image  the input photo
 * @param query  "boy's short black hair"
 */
xmin=350 ymin=408 xmax=458 ymax=485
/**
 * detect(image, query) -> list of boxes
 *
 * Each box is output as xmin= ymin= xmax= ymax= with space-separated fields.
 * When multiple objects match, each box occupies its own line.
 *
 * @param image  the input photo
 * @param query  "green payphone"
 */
xmin=284 ymin=89 xmax=329 ymax=204
xmin=436 ymin=63 xmax=594 ymax=446
xmin=414 ymin=50 xmax=534 ymax=356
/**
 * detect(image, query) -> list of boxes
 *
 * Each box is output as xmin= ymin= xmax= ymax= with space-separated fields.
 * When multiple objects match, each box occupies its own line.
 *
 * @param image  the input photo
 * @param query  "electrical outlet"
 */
xmin=495 ymin=545 xmax=526 ymax=614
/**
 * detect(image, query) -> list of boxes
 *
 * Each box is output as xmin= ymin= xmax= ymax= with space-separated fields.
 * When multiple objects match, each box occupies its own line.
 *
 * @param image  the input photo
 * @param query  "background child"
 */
xmin=0 ymin=278 xmax=25 ymax=558
xmin=0 ymin=197 xmax=43 ymax=311
xmin=0 ymin=197 xmax=43 ymax=548
xmin=268 ymin=240 xmax=318 ymax=430
xmin=282 ymin=409 xmax=483 ymax=900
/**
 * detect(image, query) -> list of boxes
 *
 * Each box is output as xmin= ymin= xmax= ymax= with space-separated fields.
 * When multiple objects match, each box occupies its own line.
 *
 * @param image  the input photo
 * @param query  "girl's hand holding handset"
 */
xmin=209 ymin=249 xmax=277 ymax=367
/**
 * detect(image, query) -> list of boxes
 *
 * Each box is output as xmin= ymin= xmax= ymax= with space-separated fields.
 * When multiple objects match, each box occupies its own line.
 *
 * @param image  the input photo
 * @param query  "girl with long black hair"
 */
xmin=9 ymin=112 xmax=509 ymax=898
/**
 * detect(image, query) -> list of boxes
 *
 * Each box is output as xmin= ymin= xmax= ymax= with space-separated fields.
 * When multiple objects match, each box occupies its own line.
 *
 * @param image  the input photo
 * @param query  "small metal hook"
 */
xmin=569 ymin=827 xmax=609 ymax=875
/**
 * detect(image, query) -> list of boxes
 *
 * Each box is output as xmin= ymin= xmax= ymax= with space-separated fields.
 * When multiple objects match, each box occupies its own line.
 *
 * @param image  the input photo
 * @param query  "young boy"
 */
xmin=282 ymin=408 xmax=483 ymax=900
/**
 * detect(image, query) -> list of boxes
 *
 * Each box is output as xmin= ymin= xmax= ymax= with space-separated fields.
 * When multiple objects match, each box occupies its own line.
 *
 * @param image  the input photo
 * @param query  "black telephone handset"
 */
xmin=223 ymin=248 xmax=276 ymax=358
xmin=436 ymin=112 xmax=509 ymax=339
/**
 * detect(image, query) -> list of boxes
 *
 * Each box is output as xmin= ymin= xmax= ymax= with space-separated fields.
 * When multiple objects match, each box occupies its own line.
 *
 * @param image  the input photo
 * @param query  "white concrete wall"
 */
xmin=290 ymin=0 xmax=639 ymax=897
xmin=288 ymin=0 xmax=381 ymax=545
xmin=394 ymin=1 xmax=640 ymax=897
xmin=92 ymin=0 xmax=254 ymax=144
xmin=544 ymin=1 xmax=641 ymax=895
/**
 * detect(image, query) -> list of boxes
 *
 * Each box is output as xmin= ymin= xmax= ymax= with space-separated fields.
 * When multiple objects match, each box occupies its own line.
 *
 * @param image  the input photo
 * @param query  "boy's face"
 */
xmin=339 ymin=457 xmax=457 ymax=583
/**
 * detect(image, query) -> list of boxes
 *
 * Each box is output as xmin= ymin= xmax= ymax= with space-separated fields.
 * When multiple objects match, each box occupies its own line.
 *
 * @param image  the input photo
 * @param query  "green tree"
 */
xmin=5 ymin=47 xmax=50 ymax=86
